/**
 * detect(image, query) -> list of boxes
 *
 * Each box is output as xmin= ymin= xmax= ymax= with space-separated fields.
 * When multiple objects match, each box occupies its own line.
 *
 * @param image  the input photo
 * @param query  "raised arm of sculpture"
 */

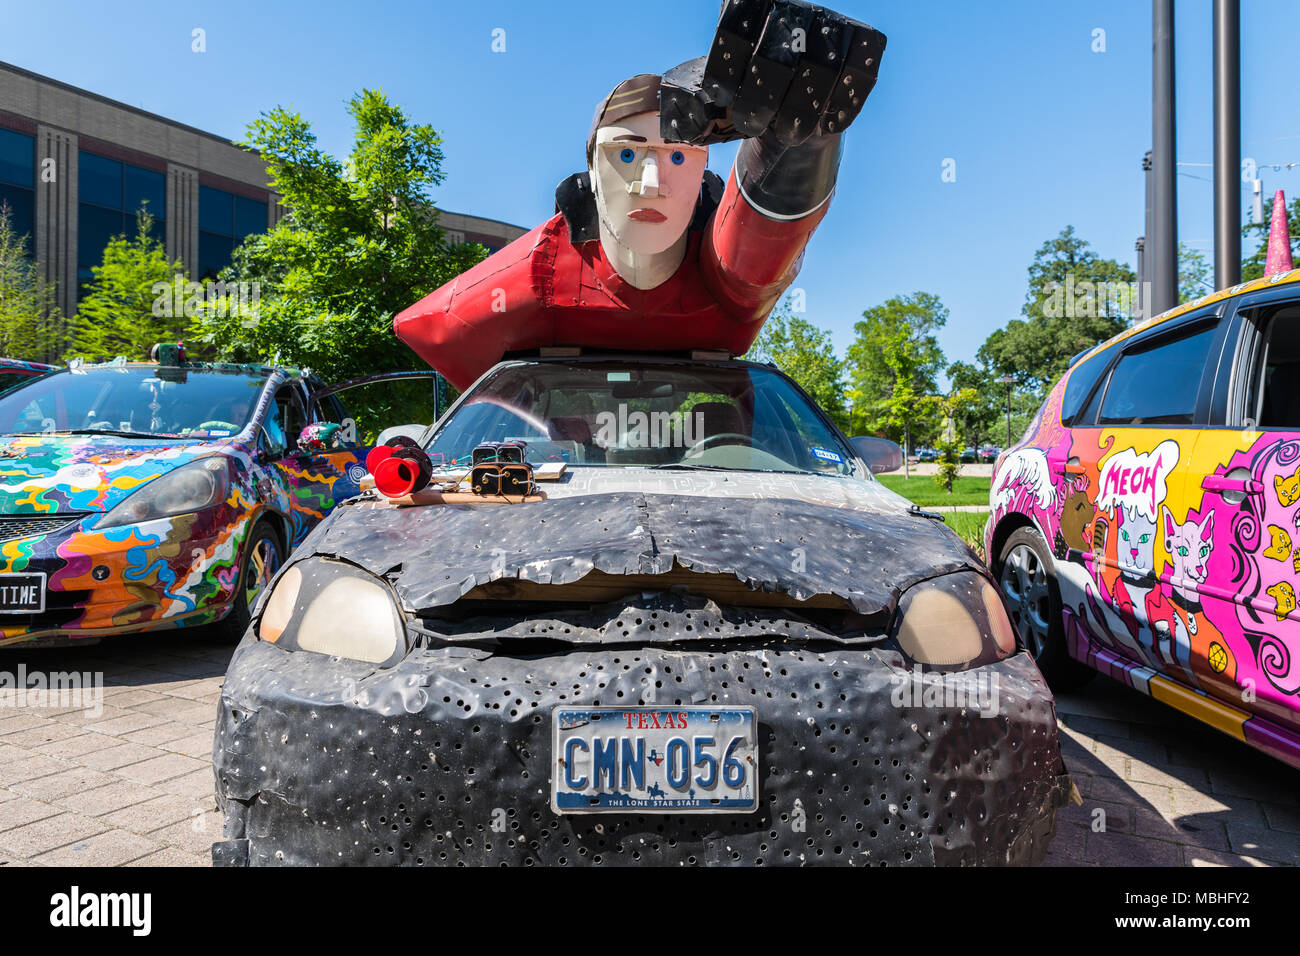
xmin=395 ymin=0 xmax=887 ymax=390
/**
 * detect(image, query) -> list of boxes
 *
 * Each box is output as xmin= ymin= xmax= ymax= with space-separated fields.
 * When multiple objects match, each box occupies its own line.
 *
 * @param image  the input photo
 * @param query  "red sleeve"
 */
xmin=700 ymin=168 xmax=830 ymax=324
xmin=393 ymin=217 xmax=560 ymax=390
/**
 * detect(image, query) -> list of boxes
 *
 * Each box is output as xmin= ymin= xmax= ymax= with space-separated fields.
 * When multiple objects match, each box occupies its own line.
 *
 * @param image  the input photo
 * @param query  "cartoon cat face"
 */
xmin=1267 ymin=581 xmax=1296 ymax=621
xmin=1265 ymin=524 xmax=1294 ymax=562
xmin=1275 ymin=466 xmax=1300 ymax=507
xmin=1163 ymin=506 xmax=1214 ymax=586
xmin=1119 ymin=506 xmax=1157 ymax=577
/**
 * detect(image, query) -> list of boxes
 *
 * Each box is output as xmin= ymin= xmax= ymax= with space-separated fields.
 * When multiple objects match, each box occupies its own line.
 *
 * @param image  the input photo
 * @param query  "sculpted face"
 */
xmin=590 ymin=111 xmax=708 ymax=256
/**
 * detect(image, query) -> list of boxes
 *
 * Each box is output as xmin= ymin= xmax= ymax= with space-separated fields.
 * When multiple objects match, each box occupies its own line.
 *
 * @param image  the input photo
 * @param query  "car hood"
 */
xmin=0 ymin=434 xmax=228 ymax=514
xmin=302 ymin=487 xmax=979 ymax=623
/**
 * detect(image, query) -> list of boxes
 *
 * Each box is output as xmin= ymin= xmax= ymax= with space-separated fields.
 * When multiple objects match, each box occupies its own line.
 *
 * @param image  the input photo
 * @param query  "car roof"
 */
xmin=58 ymin=360 xmax=300 ymax=377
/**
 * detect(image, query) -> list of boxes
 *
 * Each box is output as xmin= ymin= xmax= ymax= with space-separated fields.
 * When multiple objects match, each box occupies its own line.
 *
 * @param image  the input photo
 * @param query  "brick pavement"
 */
xmin=0 ymin=631 xmax=230 ymax=867
xmin=1045 ymin=676 xmax=1300 ymax=866
xmin=0 ymin=629 xmax=1296 ymax=866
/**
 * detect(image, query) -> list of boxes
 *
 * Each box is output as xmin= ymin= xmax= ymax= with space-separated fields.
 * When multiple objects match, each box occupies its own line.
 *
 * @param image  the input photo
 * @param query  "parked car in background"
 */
xmin=0 ymin=358 xmax=54 ymax=394
xmin=0 ymin=352 xmax=435 ymax=648
xmin=987 ymin=271 xmax=1300 ymax=768
xmin=978 ymin=446 xmax=1001 ymax=464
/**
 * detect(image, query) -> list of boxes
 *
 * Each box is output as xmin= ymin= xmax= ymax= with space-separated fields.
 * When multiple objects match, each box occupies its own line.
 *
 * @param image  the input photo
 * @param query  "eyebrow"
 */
xmin=609 ymin=134 xmax=647 ymax=143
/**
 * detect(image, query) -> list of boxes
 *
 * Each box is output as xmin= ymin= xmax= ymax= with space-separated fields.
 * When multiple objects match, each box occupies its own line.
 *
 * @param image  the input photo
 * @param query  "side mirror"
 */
xmin=376 ymin=423 xmax=428 ymax=447
xmin=850 ymin=436 xmax=904 ymax=475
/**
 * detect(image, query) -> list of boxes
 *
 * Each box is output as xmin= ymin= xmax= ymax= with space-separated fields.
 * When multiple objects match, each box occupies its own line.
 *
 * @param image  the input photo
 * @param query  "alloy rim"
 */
xmin=1000 ymin=542 xmax=1052 ymax=658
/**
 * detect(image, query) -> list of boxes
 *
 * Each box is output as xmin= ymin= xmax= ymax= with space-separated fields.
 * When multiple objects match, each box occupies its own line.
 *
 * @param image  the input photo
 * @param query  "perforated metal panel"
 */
xmin=215 ymin=637 xmax=1067 ymax=867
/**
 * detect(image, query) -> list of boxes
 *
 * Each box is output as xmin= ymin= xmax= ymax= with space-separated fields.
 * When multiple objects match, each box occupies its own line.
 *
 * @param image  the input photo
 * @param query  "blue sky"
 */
xmin=5 ymin=0 xmax=1299 ymax=369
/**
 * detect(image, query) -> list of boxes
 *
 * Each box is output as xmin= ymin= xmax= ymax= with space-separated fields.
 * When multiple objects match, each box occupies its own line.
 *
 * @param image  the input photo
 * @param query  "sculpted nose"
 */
xmin=636 ymin=153 xmax=660 ymax=197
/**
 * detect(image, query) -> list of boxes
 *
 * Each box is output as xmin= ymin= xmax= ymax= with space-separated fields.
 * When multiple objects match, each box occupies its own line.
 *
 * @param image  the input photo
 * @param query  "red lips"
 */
xmin=627 ymin=208 xmax=667 ymax=223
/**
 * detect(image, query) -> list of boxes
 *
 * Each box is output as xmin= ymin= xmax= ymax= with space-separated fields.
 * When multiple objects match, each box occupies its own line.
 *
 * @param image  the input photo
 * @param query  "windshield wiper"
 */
xmin=53 ymin=429 xmax=179 ymax=440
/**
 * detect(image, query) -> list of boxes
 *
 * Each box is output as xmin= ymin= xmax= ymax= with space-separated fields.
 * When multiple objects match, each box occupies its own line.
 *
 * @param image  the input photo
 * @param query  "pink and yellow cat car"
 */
xmin=987 ymin=266 xmax=1300 ymax=767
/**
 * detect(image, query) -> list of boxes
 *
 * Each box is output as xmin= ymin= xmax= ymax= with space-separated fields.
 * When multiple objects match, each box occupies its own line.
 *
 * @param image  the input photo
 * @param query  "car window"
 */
xmin=0 ymin=366 xmax=269 ymax=438
xmin=1245 ymin=304 xmax=1300 ymax=429
xmin=1060 ymin=349 xmax=1111 ymax=426
xmin=425 ymin=361 xmax=856 ymax=476
xmin=266 ymin=384 xmax=307 ymax=455
xmin=1098 ymin=323 xmax=1218 ymax=427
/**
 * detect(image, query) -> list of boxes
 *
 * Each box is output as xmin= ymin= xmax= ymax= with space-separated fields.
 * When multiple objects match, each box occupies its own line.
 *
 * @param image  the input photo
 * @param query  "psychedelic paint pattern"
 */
xmin=987 ymin=268 xmax=1300 ymax=768
xmin=0 ymin=367 xmax=371 ymax=648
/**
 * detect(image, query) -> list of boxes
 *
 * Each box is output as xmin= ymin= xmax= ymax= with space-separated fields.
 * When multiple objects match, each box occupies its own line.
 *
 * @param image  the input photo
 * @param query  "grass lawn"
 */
xmin=875 ymin=474 xmax=992 ymax=507
xmin=942 ymin=511 xmax=989 ymax=560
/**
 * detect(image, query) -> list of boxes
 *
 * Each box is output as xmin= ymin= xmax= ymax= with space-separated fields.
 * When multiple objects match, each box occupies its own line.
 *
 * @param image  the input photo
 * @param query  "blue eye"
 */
xmin=671 ymin=151 xmax=685 ymax=165
xmin=619 ymin=148 xmax=636 ymax=164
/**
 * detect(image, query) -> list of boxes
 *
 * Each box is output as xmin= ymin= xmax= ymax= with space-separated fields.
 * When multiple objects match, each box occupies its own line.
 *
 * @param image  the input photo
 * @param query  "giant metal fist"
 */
xmin=661 ymin=0 xmax=887 ymax=148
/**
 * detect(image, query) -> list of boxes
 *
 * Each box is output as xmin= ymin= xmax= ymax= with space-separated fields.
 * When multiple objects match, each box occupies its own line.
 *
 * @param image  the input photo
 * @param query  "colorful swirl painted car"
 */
xmin=0 ymin=358 xmax=435 ymax=648
xmin=987 ymin=269 xmax=1300 ymax=767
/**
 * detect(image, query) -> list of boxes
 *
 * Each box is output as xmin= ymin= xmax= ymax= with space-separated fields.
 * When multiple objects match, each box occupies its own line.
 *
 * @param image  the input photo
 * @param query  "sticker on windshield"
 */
xmin=206 ymin=429 xmax=231 ymax=437
xmin=811 ymin=447 xmax=843 ymax=464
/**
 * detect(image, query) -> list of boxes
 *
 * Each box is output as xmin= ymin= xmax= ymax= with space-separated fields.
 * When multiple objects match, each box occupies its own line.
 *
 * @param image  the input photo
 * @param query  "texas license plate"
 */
xmin=552 ymin=706 xmax=758 ymax=813
xmin=0 ymin=572 xmax=45 ymax=614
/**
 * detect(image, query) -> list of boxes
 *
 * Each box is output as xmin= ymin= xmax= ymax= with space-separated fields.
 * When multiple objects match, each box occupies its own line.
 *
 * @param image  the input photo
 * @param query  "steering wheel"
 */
xmin=198 ymin=420 xmax=240 ymax=433
xmin=683 ymin=432 xmax=778 ymax=460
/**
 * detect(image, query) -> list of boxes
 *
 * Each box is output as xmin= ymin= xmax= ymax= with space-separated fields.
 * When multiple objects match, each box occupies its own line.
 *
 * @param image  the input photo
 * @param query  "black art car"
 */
xmin=211 ymin=355 xmax=1069 ymax=866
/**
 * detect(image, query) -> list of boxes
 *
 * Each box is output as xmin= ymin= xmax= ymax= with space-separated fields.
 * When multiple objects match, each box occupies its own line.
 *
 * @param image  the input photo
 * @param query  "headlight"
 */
xmin=890 ymin=571 xmax=1018 ymax=670
xmin=257 ymin=557 xmax=408 ymax=666
xmin=98 ymin=457 xmax=229 ymax=528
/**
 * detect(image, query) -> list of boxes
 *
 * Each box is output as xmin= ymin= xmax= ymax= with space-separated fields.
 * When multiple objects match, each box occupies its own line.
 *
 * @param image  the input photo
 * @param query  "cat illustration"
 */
xmin=1116 ymin=505 xmax=1162 ymax=665
xmin=1275 ymin=466 xmax=1300 ymax=507
xmin=1161 ymin=506 xmax=1214 ymax=645
xmin=1267 ymin=581 xmax=1296 ymax=621
xmin=1118 ymin=505 xmax=1157 ymax=581
xmin=1059 ymin=489 xmax=1094 ymax=561
xmin=1160 ymin=507 xmax=1216 ymax=682
xmin=1265 ymin=524 xmax=1293 ymax=561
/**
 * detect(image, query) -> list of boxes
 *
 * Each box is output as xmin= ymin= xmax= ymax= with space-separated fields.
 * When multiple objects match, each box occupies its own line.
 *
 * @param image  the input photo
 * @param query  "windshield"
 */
xmin=426 ymin=360 xmax=858 ymax=476
xmin=0 ymin=366 xmax=271 ymax=439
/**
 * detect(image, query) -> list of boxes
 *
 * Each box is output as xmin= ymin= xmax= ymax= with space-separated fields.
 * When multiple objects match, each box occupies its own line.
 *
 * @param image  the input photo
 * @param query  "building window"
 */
xmin=77 ymin=150 xmax=166 ymax=297
xmin=198 ymin=185 xmax=266 ymax=279
xmin=0 ymin=128 xmax=36 ymax=251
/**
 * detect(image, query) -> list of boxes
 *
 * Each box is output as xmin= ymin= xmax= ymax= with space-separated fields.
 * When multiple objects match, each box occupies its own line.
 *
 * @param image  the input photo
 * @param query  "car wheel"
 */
xmin=213 ymin=520 xmax=283 ymax=643
xmin=997 ymin=526 xmax=1092 ymax=690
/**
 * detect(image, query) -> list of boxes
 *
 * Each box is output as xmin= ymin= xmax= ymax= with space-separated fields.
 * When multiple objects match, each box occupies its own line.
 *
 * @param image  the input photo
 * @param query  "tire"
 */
xmin=996 ymin=526 xmax=1093 ymax=691
xmin=212 ymin=519 xmax=284 ymax=643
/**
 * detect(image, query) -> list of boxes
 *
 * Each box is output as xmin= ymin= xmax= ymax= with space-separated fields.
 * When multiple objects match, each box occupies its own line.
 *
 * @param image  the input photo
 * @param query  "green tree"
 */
xmin=1242 ymin=193 xmax=1300 ymax=282
xmin=1179 ymin=242 xmax=1212 ymax=303
xmin=0 ymin=203 xmax=60 ymax=361
xmin=978 ymin=226 xmax=1135 ymax=398
xmin=945 ymin=359 xmax=1001 ymax=451
xmin=932 ymin=387 xmax=978 ymax=494
xmin=189 ymin=89 xmax=487 ymax=436
xmin=66 ymin=208 xmax=184 ymax=362
xmin=846 ymin=291 xmax=948 ymax=445
xmin=744 ymin=299 xmax=848 ymax=429
xmin=870 ymin=311 xmax=949 ymax=477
